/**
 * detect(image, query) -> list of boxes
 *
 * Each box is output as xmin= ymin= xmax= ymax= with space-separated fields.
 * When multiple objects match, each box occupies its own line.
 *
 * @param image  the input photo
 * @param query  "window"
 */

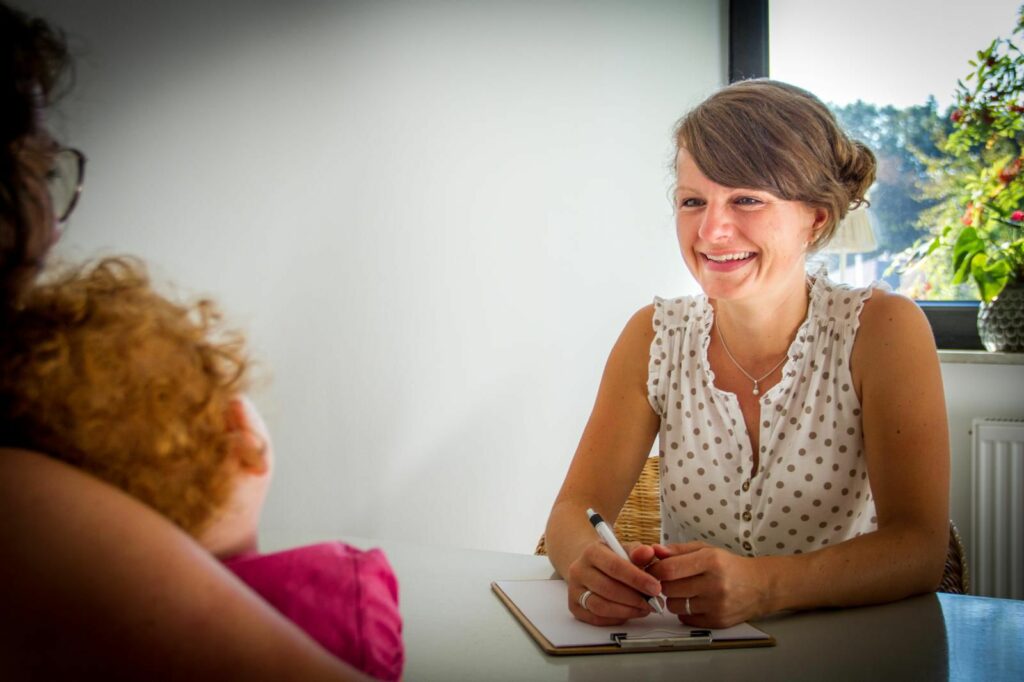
xmin=733 ymin=0 xmax=1021 ymax=347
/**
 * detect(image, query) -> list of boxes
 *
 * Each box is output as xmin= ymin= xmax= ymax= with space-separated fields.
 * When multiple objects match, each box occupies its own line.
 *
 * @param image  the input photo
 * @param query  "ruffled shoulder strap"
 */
xmin=648 ymin=294 xmax=707 ymax=415
xmin=807 ymin=270 xmax=892 ymax=336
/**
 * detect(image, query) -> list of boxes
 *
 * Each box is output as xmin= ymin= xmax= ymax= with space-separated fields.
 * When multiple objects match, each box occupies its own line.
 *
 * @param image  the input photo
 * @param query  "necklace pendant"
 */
xmin=752 ymin=381 xmax=760 ymax=396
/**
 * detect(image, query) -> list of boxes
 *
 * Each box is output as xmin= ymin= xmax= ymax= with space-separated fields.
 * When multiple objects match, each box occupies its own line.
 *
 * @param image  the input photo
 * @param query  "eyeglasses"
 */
xmin=47 ymin=147 xmax=87 ymax=223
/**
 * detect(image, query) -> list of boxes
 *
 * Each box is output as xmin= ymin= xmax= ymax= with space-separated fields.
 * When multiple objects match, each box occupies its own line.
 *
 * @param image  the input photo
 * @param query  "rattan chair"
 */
xmin=536 ymin=457 xmax=970 ymax=595
xmin=535 ymin=457 xmax=662 ymax=556
xmin=941 ymin=521 xmax=970 ymax=594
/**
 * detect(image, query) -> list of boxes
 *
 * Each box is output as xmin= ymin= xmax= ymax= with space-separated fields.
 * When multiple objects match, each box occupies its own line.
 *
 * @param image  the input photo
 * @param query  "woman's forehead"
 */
xmin=674 ymin=149 xmax=710 ymax=182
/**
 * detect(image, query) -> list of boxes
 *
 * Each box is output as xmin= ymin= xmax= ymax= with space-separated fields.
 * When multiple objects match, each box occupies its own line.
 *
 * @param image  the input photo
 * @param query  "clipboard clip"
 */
xmin=610 ymin=629 xmax=713 ymax=649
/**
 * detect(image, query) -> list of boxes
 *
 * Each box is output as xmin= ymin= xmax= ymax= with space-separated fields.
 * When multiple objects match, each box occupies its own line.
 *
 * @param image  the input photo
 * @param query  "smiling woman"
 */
xmin=673 ymin=150 xmax=824 ymax=305
xmin=544 ymin=79 xmax=951 ymax=631
xmin=670 ymin=80 xmax=874 ymax=310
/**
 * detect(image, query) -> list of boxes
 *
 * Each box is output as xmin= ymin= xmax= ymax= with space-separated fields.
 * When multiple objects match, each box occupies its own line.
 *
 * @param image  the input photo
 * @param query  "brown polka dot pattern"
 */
xmin=647 ymin=273 xmax=880 ymax=557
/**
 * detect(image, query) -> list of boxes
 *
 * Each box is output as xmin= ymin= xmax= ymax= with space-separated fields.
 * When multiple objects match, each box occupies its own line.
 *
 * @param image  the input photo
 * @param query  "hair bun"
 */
xmin=836 ymin=140 xmax=877 ymax=210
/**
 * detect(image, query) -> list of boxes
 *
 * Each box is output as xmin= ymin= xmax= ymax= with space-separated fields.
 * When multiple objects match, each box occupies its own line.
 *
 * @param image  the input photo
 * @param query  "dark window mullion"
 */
xmin=729 ymin=0 xmax=769 ymax=82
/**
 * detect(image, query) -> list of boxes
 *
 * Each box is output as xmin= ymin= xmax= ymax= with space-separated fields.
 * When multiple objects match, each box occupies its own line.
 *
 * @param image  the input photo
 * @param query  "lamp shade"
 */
xmin=825 ymin=207 xmax=877 ymax=254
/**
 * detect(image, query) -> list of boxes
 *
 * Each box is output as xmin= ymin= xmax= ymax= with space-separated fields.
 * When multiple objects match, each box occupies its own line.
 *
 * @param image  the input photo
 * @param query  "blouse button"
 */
xmin=742 ymin=511 xmax=752 ymax=522
xmin=741 ymin=480 xmax=750 ymax=492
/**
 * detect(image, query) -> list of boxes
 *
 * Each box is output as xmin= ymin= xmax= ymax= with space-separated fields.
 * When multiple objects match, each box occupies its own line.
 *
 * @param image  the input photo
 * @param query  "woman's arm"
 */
xmin=770 ymin=290 xmax=950 ymax=607
xmin=649 ymin=291 xmax=950 ymax=627
xmin=544 ymin=306 xmax=664 ymax=625
xmin=0 ymin=448 xmax=371 ymax=681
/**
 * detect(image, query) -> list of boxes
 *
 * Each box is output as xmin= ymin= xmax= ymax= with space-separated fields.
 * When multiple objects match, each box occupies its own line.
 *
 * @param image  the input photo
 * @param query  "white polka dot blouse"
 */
xmin=648 ymin=272 xmax=882 ymax=557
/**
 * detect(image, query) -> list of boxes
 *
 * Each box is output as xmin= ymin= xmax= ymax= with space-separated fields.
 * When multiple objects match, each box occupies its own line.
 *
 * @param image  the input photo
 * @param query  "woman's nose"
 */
xmin=697 ymin=203 xmax=734 ymax=242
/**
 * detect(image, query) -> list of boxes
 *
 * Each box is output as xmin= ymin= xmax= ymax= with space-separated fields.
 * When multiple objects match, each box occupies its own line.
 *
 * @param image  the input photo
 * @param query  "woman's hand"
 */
xmin=648 ymin=542 xmax=772 ymax=628
xmin=565 ymin=540 xmax=663 ymax=625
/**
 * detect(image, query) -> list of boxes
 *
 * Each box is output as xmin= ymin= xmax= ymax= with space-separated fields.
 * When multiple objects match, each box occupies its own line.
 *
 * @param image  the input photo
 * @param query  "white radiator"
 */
xmin=970 ymin=418 xmax=1024 ymax=599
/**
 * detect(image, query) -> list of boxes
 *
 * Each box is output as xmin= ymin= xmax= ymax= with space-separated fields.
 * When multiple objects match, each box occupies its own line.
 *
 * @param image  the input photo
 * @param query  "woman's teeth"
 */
xmin=705 ymin=252 xmax=754 ymax=263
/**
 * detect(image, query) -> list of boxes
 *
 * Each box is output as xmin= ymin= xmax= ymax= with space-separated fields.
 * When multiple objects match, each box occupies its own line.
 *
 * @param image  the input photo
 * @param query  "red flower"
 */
xmin=951 ymin=109 xmax=964 ymax=123
xmin=1011 ymin=210 xmax=1024 ymax=222
xmin=1000 ymin=158 xmax=1022 ymax=184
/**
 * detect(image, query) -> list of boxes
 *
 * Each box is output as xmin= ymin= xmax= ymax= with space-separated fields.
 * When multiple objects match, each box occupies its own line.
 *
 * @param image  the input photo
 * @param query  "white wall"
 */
xmin=941 ymin=360 xmax=1024 ymax=557
xmin=28 ymin=0 xmax=724 ymax=553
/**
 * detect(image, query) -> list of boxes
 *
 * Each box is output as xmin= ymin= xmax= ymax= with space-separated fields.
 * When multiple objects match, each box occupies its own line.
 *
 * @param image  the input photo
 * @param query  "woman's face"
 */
xmin=673 ymin=148 xmax=826 ymax=304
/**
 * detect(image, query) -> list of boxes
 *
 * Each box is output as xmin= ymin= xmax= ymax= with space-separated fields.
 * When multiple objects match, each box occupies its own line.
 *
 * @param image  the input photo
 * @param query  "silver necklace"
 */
xmin=715 ymin=318 xmax=789 ymax=396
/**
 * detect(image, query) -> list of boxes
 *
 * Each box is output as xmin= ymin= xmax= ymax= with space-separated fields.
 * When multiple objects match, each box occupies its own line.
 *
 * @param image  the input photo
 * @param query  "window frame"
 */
xmin=730 ymin=0 xmax=982 ymax=350
xmin=729 ymin=0 xmax=769 ymax=82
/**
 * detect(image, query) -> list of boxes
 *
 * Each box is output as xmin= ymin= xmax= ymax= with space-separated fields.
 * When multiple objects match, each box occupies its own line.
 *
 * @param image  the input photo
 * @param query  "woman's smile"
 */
xmin=701 ymin=251 xmax=757 ymax=271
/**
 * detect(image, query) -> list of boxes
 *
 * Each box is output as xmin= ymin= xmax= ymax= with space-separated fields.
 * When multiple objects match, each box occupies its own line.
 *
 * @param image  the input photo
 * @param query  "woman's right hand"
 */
xmin=565 ymin=540 xmax=663 ymax=625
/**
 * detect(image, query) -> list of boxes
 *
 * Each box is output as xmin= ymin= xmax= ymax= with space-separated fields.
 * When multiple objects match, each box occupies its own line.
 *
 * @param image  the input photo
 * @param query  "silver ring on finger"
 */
xmin=578 ymin=589 xmax=594 ymax=612
xmin=685 ymin=597 xmax=692 ymax=616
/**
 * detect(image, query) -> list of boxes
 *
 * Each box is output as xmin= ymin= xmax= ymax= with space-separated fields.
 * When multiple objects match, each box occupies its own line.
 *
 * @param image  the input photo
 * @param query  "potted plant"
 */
xmin=901 ymin=7 xmax=1024 ymax=351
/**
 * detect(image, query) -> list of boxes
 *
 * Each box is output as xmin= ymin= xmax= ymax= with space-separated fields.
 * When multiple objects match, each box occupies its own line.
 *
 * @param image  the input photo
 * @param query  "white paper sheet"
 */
xmin=494 ymin=579 xmax=770 ymax=647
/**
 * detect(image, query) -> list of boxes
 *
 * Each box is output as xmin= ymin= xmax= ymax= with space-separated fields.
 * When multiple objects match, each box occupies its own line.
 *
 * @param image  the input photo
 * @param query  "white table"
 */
xmin=266 ymin=535 xmax=1024 ymax=680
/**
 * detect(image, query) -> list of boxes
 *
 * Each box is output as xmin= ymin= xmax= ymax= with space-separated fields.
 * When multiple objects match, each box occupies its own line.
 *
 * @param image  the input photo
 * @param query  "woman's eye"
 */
xmin=735 ymin=196 xmax=763 ymax=206
xmin=678 ymin=197 xmax=704 ymax=209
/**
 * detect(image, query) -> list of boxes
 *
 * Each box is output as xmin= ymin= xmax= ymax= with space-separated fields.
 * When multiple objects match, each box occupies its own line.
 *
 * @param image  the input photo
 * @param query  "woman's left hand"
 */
xmin=647 ymin=542 xmax=772 ymax=628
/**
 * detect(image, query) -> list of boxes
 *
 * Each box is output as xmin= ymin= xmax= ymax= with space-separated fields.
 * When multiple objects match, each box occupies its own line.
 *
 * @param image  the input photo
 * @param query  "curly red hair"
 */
xmin=0 ymin=256 xmax=252 ymax=536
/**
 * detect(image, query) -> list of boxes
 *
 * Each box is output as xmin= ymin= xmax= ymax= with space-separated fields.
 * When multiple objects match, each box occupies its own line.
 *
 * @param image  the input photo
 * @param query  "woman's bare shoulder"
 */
xmin=608 ymin=304 xmax=657 ymax=370
xmin=0 ymin=445 xmax=114 ymax=494
xmin=853 ymin=288 xmax=938 ymax=379
xmin=625 ymin=303 xmax=657 ymax=340
xmin=0 ymin=448 xmax=362 ymax=680
xmin=0 ymin=446 xmax=171 ymax=518
xmin=857 ymin=288 xmax=933 ymax=343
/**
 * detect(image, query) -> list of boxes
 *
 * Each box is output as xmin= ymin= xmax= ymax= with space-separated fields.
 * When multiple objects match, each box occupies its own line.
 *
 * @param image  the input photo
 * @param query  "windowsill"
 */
xmin=938 ymin=350 xmax=1024 ymax=365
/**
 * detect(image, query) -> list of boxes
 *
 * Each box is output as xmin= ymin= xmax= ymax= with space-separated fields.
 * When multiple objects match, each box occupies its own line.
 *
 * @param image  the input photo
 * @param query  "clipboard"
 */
xmin=492 ymin=579 xmax=775 ymax=655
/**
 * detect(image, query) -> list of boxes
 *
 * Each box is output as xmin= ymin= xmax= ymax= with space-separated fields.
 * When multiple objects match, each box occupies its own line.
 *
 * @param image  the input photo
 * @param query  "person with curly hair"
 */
xmin=1 ymin=256 xmax=403 ymax=680
xmin=0 ymin=2 xmax=378 ymax=678
xmin=1 ymin=258 xmax=257 ymax=543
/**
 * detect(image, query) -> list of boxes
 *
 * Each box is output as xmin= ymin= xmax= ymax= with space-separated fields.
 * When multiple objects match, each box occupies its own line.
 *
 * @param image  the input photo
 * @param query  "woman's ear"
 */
xmin=225 ymin=397 xmax=269 ymax=475
xmin=807 ymin=207 xmax=830 ymax=247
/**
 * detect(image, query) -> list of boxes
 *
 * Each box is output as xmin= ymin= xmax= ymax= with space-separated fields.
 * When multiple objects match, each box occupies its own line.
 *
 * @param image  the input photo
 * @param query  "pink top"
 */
xmin=224 ymin=541 xmax=403 ymax=681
